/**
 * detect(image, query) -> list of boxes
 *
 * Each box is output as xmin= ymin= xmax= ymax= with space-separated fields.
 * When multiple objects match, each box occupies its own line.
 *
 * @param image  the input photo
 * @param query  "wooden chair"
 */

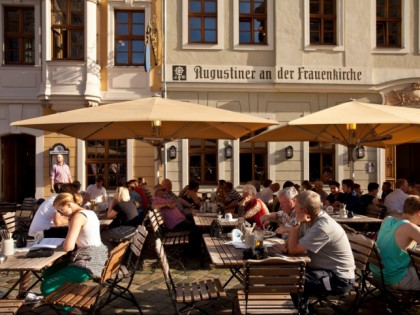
xmin=364 ymin=244 xmax=419 ymax=314
xmin=16 ymin=197 xmax=37 ymax=233
xmin=1 ymin=212 xmax=17 ymax=235
xmin=148 ymin=210 xmax=189 ymax=271
xmin=0 ymin=300 xmax=24 ymax=315
xmin=408 ymin=248 xmax=420 ymax=280
xmin=237 ymin=257 xmax=306 ymax=315
xmin=40 ymin=241 xmax=130 ymax=314
xmin=345 ymin=230 xmax=375 ymax=313
xmin=105 ymin=225 xmax=148 ymax=313
xmin=155 ymin=238 xmax=228 ymax=314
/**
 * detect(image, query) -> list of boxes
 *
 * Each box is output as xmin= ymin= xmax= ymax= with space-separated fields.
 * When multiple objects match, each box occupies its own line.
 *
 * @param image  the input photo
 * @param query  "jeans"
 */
xmin=291 ymin=268 xmax=354 ymax=314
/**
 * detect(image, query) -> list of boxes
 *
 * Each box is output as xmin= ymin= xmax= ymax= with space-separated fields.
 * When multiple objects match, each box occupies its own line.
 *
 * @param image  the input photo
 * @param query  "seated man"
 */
xmin=287 ymin=190 xmax=355 ymax=314
xmin=380 ymin=181 xmax=394 ymax=202
xmin=342 ymin=179 xmax=361 ymax=215
xmin=257 ymin=182 xmax=280 ymax=209
xmin=384 ymin=178 xmax=410 ymax=215
xmin=221 ymin=181 xmax=243 ymax=214
xmin=260 ymin=187 xmax=298 ymax=238
xmin=326 ymin=180 xmax=346 ymax=211
xmin=371 ymin=196 xmax=420 ymax=290
xmin=82 ymin=176 xmax=108 ymax=209
xmin=359 ymin=182 xmax=380 ymax=214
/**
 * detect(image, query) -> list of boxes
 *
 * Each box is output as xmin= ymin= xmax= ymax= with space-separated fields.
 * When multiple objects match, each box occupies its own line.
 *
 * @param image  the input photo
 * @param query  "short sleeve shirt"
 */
xmin=298 ymin=211 xmax=355 ymax=279
xmin=50 ymin=163 xmax=71 ymax=183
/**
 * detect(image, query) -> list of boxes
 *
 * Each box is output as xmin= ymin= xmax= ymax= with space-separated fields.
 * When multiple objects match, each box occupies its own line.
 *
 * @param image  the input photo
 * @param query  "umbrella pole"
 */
xmin=348 ymin=146 xmax=355 ymax=181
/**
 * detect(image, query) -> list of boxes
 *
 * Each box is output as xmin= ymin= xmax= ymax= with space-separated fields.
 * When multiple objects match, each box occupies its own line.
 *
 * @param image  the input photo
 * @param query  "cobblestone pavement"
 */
xmin=1 ymin=238 xmax=417 ymax=315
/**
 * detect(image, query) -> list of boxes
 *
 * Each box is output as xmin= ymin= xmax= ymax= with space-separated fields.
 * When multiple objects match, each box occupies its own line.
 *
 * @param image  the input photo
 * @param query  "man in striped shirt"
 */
xmin=221 ymin=181 xmax=242 ymax=214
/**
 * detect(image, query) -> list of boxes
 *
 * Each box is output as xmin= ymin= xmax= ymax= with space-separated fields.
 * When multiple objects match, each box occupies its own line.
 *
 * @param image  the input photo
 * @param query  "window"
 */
xmin=189 ymin=139 xmax=218 ymax=184
xmin=376 ymin=0 xmax=401 ymax=47
xmin=85 ymin=140 xmax=127 ymax=189
xmin=309 ymin=142 xmax=335 ymax=183
xmin=4 ymin=7 xmax=35 ymax=65
xmin=240 ymin=132 xmax=267 ymax=184
xmin=310 ymin=0 xmax=336 ymax=45
xmin=115 ymin=10 xmax=145 ymax=65
xmin=239 ymin=0 xmax=267 ymax=45
xmin=51 ymin=0 xmax=84 ymax=59
xmin=188 ymin=0 xmax=217 ymax=43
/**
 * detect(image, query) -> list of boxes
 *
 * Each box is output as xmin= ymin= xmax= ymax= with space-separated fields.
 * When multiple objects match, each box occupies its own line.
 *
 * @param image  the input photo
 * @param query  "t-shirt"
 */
xmin=384 ymin=189 xmax=409 ymax=213
xmin=298 ymin=211 xmax=355 ymax=279
xmin=370 ymin=217 xmax=413 ymax=285
xmin=154 ymin=196 xmax=186 ymax=230
xmin=50 ymin=163 xmax=71 ymax=184
xmin=28 ymin=194 xmax=57 ymax=237
xmin=76 ymin=210 xmax=102 ymax=247
xmin=109 ymin=201 xmax=139 ymax=229
xmin=86 ymin=184 xmax=108 ymax=201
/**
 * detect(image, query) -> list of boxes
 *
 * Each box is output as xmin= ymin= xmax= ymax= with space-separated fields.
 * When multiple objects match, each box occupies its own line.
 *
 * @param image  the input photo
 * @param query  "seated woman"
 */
xmin=239 ymin=184 xmax=269 ymax=229
xmin=41 ymin=193 xmax=108 ymax=306
xmin=107 ymin=186 xmax=139 ymax=229
xmin=179 ymin=180 xmax=201 ymax=209
xmin=371 ymin=195 xmax=420 ymax=290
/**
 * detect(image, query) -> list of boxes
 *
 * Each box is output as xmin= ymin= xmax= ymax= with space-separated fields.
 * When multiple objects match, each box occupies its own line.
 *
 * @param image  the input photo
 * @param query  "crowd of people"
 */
xmin=27 ymin=163 xmax=420 ymax=314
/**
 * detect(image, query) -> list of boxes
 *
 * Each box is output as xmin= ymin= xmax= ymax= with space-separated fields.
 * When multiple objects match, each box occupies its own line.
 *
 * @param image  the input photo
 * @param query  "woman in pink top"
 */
xmin=153 ymin=185 xmax=189 ymax=230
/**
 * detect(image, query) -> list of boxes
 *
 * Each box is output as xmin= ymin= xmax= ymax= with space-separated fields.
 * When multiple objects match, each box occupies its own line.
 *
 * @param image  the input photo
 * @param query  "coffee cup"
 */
xmin=225 ymin=213 xmax=233 ymax=221
xmin=1 ymin=239 xmax=14 ymax=256
xmin=326 ymin=206 xmax=334 ymax=214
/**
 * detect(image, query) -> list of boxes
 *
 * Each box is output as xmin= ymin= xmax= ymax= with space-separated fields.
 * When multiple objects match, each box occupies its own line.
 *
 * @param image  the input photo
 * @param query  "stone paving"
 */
xmin=1 ymin=235 xmax=417 ymax=315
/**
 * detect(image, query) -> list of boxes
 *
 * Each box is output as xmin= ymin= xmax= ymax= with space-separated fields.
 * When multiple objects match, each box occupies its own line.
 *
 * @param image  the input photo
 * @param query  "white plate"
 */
xmin=263 ymin=231 xmax=276 ymax=238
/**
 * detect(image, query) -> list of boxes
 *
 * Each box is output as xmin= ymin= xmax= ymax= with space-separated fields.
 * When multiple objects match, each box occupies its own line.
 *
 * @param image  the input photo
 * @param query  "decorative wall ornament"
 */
xmin=385 ymin=83 xmax=420 ymax=107
xmin=146 ymin=15 xmax=158 ymax=66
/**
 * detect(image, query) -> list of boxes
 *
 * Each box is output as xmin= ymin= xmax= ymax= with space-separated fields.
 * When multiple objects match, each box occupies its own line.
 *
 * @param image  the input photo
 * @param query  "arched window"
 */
xmin=85 ymin=140 xmax=127 ymax=189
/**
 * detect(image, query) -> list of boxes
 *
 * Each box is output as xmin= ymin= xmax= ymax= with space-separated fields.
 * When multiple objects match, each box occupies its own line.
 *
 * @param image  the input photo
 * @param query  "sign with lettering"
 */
xmin=168 ymin=65 xmax=370 ymax=84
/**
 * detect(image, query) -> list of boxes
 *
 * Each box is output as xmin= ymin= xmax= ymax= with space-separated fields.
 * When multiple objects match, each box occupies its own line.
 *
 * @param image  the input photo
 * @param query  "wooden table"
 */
xmin=0 ymin=249 xmax=67 ymax=298
xmin=203 ymin=234 xmax=309 ymax=287
xmin=330 ymin=214 xmax=383 ymax=225
xmin=193 ymin=216 xmax=239 ymax=229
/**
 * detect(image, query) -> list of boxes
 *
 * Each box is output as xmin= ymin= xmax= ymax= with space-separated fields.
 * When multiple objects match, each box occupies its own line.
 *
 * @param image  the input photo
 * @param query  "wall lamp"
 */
xmin=225 ymin=145 xmax=233 ymax=159
xmin=355 ymin=145 xmax=365 ymax=159
xmin=167 ymin=145 xmax=177 ymax=160
xmin=285 ymin=145 xmax=294 ymax=159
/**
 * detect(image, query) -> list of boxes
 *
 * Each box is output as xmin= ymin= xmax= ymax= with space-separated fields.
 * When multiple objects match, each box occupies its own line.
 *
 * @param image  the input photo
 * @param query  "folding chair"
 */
xmin=363 ymin=244 xmax=419 ymax=314
xmin=0 ymin=300 xmax=24 ymax=315
xmin=16 ymin=197 xmax=37 ymax=233
xmin=155 ymin=238 xmax=228 ymax=314
xmin=1 ymin=212 xmax=17 ymax=235
xmin=148 ymin=210 xmax=189 ymax=271
xmin=40 ymin=241 xmax=130 ymax=314
xmin=104 ymin=225 xmax=148 ymax=313
xmin=237 ymin=257 xmax=306 ymax=314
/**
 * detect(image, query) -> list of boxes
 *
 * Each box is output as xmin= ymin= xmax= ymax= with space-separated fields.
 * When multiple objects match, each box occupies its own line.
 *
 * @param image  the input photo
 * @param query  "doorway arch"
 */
xmin=1 ymin=134 xmax=35 ymax=202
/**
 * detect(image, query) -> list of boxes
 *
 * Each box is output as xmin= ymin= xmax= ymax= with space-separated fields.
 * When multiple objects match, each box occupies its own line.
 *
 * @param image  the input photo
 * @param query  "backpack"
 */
xmin=209 ymin=219 xmax=223 ymax=237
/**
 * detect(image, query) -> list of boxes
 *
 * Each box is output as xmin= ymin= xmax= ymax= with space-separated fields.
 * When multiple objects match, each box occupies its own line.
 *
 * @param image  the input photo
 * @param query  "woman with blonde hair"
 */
xmin=40 ymin=193 xmax=108 ymax=306
xmin=107 ymin=186 xmax=139 ymax=228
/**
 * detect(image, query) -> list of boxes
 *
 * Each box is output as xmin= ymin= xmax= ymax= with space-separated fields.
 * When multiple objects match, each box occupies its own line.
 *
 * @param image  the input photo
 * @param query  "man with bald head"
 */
xmin=50 ymin=154 xmax=72 ymax=193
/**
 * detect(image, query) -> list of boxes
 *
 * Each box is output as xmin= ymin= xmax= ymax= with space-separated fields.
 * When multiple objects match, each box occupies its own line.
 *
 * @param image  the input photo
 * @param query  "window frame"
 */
xmin=238 ymin=0 xmax=268 ymax=46
xmin=239 ymin=132 xmax=267 ymax=184
xmin=233 ymin=0 xmax=273 ymax=50
xmin=114 ymin=9 xmax=146 ymax=66
xmin=85 ymin=140 xmax=127 ymax=189
xmin=304 ymin=0 xmax=344 ymax=51
xmin=371 ymin=0 xmax=408 ymax=54
xmin=309 ymin=0 xmax=336 ymax=46
xmin=4 ymin=6 xmax=35 ymax=65
xmin=188 ymin=139 xmax=218 ymax=185
xmin=51 ymin=0 xmax=84 ymax=60
xmin=182 ymin=0 xmax=224 ymax=50
xmin=309 ymin=141 xmax=335 ymax=184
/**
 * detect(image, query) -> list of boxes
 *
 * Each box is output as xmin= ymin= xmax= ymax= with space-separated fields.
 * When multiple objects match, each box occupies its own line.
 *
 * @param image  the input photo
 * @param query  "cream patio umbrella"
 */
xmin=11 ymin=97 xmax=277 ymax=142
xmin=247 ymin=100 xmax=420 ymax=179
xmin=12 ymin=97 xmax=277 ymax=183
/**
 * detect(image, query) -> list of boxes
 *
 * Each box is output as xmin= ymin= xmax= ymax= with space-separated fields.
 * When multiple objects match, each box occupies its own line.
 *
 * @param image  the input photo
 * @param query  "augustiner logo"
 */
xmin=172 ymin=65 xmax=186 ymax=81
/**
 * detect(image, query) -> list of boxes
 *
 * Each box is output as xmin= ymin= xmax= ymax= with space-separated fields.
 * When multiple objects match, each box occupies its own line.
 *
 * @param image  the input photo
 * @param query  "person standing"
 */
xmin=50 ymin=154 xmax=72 ymax=193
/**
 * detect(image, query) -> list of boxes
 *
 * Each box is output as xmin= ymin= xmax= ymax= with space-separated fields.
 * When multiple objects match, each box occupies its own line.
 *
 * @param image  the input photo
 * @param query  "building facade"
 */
xmin=0 ymin=0 xmax=162 ymax=201
xmin=162 ymin=0 xmax=420 ymax=193
xmin=1 ymin=0 xmax=420 ymax=202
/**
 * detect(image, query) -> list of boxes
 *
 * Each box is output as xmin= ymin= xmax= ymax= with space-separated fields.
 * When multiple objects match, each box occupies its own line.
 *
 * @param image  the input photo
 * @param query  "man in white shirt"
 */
xmin=83 ymin=176 xmax=108 ymax=206
xmin=257 ymin=182 xmax=280 ymax=206
xmin=384 ymin=178 xmax=410 ymax=214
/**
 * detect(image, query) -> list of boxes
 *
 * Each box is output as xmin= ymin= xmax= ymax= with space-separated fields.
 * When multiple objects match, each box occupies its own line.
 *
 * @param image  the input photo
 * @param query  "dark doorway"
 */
xmin=396 ymin=143 xmax=420 ymax=184
xmin=1 ymin=134 xmax=36 ymax=202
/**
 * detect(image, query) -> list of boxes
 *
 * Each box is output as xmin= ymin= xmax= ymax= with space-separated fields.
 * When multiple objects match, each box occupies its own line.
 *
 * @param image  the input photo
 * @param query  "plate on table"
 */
xmin=263 ymin=231 xmax=276 ymax=238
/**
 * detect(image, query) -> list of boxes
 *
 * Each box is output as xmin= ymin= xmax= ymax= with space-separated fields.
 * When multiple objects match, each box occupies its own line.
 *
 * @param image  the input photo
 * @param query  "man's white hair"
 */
xmin=277 ymin=186 xmax=298 ymax=200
